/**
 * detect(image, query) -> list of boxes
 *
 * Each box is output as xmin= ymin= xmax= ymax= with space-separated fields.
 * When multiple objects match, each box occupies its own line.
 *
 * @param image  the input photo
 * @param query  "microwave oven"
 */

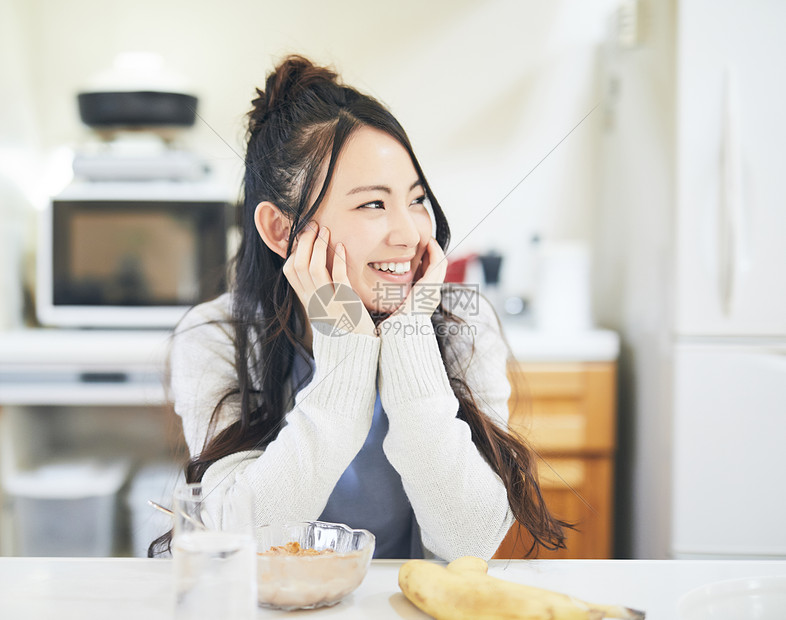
xmin=36 ymin=181 xmax=233 ymax=328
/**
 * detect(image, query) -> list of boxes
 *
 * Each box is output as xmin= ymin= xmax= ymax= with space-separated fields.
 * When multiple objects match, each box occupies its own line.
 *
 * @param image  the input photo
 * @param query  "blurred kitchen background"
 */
xmin=1 ymin=0 xmax=784 ymax=560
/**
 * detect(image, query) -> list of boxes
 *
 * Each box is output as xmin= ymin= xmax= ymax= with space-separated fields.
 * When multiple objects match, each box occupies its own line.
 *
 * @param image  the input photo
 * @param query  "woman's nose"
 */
xmin=387 ymin=206 xmax=420 ymax=247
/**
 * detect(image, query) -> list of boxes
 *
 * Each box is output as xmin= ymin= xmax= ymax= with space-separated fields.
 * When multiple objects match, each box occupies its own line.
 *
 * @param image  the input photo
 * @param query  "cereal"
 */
xmin=258 ymin=541 xmax=336 ymax=556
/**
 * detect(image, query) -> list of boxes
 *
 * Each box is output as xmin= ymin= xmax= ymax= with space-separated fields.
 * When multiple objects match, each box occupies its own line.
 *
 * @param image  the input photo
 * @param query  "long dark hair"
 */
xmin=151 ymin=55 xmax=567 ymax=556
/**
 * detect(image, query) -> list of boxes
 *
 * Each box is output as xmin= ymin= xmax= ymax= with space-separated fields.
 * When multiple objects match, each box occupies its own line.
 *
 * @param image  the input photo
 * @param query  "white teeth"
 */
xmin=372 ymin=261 xmax=410 ymax=274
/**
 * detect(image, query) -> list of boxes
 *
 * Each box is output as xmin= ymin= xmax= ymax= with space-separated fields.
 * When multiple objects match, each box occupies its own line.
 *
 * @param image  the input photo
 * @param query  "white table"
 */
xmin=1 ymin=557 xmax=785 ymax=619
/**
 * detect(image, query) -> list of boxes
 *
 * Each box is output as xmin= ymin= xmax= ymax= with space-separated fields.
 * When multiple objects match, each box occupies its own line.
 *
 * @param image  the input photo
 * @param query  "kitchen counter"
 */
xmin=500 ymin=322 xmax=620 ymax=362
xmin=0 ymin=325 xmax=618 ymax=405
xmin=0 ymin=324 xmax=619 ymax=365
xmin=0 ymin=328 xmax=170 ymax=405
xmin=0 ymin=557 xmax=784 ymax=619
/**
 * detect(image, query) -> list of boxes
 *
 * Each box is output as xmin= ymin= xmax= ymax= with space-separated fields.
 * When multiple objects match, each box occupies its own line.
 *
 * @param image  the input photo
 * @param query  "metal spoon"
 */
xmin=147 ymin=499 xmax=207 ymax=530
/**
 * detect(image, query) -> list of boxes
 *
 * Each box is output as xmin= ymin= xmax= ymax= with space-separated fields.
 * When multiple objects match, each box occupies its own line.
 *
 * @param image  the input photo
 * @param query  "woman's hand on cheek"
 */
xmin=392 ymin=237 xmax=447 ymax=318
xmin=283 ymin=223 xmax=376 ymax=337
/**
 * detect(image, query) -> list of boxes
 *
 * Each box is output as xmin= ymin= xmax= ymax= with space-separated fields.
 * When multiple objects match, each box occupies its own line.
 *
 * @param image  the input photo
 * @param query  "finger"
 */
xmin=415 ymin=238 xmax=445 ymax=284
xmin=309 ymin=225 xmax=332 ymax=290
xmin=293 ymin=222 xmax=318 ymax=276
xmin=290 ymin=224 xmax=320 ymax=300
xmin=282 ymin=254 xmax=306 ymax=303
xmin=285 ymin=222 xmax=318 ymax=298
xmin=340 ymin=244 xmax=372 ymax=307
xmin=331 ymin=242 xmax=355 ymax=288
xmin=330 ymin=235 xmax=351 ymax=279
xmin=406 ymin=240 xmax=445 ymax=315
xmin=331 ymin=243 xmax=377 ymax=335
xmin=331 ymin=243 xmax=375 ymax=322
xmin=412 ymin=243 xmax=431 ymax=283
xmin=424 ymin=238 xmax=448 ymax=283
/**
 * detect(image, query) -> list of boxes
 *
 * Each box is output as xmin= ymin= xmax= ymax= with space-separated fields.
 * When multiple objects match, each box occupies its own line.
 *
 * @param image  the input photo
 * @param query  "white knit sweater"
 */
xmin=169 ymin=286 xmax=515 ymax=561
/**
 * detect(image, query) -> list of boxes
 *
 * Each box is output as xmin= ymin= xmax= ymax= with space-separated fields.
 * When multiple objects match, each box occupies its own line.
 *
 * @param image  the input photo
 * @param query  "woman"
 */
xmin=159 ymin=55 xmax=566 ymax=560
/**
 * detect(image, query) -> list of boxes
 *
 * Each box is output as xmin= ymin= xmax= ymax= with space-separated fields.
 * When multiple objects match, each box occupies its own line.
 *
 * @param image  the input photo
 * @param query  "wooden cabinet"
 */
xmin=493 ymin=361 xmax=617 ymax=559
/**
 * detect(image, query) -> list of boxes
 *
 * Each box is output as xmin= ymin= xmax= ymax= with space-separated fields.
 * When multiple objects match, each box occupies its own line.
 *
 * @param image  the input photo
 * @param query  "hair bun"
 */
xmin=249 ymin=55 xmax=340 ymax=132
xmin=248 ymin=87 xmax=269 ymax=134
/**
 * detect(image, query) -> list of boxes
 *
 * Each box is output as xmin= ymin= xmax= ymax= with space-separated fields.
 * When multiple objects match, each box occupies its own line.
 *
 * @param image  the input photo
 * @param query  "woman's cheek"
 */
xmin=416 ymin=209 xmax=433 ymax=239
xmin=348 ymin=257 xmax=365 ymax=288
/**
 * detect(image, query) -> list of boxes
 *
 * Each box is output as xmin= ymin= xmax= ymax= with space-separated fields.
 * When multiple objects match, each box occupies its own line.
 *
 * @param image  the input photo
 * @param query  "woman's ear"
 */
xmin=254 ymin=202 xmax=292 ymax=259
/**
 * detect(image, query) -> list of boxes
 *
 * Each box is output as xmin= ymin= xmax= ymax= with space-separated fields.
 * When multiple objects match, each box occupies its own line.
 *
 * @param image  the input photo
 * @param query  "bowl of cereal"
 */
xmin=255 ymin=521 xmax=375 ymax=610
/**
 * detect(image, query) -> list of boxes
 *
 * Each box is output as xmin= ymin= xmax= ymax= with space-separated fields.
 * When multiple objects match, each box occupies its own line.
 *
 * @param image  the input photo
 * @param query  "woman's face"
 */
xmin=312 ymin=126 xmax=433 ymax=313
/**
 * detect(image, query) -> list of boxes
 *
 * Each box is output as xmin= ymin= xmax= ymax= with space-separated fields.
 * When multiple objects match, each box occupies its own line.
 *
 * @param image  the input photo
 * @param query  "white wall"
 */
xmin=0 ymin=0 xmax=40 ymax=329
xmin=9 ymin=0 xmax=619 ymax=299
xmin=593 ymin=0 xmax=676 ymax=558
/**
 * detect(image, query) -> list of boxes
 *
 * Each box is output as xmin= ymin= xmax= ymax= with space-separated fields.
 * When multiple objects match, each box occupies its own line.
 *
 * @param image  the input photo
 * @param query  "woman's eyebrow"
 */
xmin=346 ymin=180 xmax=423 ymax=196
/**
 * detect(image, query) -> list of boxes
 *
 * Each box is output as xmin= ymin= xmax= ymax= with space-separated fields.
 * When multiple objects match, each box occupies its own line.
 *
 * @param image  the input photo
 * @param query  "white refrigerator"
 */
xmin=597 ymin=0 xmax=786 ymax=558
xmin=671 ymin=0 xmax=786 ymax=559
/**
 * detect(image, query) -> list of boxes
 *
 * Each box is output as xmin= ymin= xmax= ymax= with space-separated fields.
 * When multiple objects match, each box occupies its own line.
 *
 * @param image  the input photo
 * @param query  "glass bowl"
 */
xmin=678 ymin=575 xmax=786 ymax=620
xmin=255 ymin=521 xmax=375 ymax=610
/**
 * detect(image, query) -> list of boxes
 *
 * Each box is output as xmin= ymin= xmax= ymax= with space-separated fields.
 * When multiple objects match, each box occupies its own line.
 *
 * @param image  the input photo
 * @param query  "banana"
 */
xmin=445 ymin=555 xmax=489 ymax=575
xmin=398 ymin=557 xmax=645 ymax=620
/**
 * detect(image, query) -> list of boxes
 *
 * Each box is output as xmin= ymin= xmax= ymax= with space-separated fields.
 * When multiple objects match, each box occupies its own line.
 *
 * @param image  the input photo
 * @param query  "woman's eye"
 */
xmin=358 ymin=200 xmax=384 ymax=209
xmin=357 ymin=196 xmax=426 ymax=210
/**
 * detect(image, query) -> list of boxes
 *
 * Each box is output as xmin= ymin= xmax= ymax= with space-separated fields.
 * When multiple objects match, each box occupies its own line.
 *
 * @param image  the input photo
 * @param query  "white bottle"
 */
xmin=533 ymin=240 xmax=593 ymax=332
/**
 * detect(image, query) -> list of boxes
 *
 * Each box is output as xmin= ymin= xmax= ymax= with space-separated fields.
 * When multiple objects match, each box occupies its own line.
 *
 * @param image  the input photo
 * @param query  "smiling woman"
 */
xmin=153 ymin=55 xmax=568 ymax=561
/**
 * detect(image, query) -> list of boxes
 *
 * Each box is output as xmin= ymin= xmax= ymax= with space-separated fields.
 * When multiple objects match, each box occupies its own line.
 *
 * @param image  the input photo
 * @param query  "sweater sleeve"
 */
xmin=169 ymin=295 xmax=381 ymax=526
xmin=376 ymin=290 xmax=515 ymax=561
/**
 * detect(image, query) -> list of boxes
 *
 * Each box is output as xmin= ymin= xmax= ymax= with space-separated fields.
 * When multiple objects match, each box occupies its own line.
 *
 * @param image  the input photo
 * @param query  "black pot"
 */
xmin=77 ymin=91 xmax=198 ymax=128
